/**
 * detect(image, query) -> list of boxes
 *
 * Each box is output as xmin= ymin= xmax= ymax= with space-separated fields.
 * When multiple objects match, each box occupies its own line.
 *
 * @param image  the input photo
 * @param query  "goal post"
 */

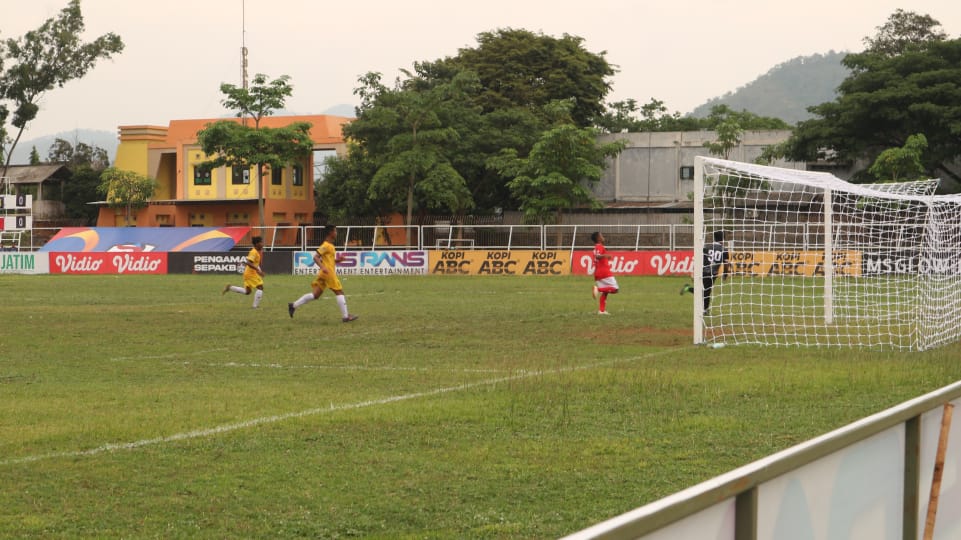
xmin=693 ymin=156 xmax=961 ymax=350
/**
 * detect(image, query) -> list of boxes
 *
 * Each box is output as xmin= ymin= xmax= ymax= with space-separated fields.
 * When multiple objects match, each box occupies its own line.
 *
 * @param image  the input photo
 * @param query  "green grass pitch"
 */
xmin=1 ymin=273 xmax=960 ymax=538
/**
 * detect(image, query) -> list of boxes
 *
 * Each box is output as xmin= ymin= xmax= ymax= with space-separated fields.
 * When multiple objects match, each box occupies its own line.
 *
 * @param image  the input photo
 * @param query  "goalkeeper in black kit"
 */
xmin=681 ymin=230 xmax=729 ymax=314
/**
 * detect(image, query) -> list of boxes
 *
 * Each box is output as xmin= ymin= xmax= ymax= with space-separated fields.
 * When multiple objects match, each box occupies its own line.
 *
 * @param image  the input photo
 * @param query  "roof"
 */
xmin=119 ymin=114 xmax=354 ymax=150
xmin=1 ymin=164 xmax=73 ymax=185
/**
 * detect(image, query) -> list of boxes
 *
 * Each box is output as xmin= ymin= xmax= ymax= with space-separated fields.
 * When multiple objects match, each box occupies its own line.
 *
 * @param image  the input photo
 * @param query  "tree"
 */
xmin=440 ymin=28 xmax=614 ymax=128
xmin=196 ymin=74 xmax=314 ymax=231
xmin=97 ymin=167 xmax=156 ymax=226
xmin=594 ymin=98 xmax=705 ymax=133
xmin=323 ymin=28 xmax=621 ymax=218
xmin=347 ymin=71 xmax=477 ymax=244
xmin=48 ymin=138 xmax=111 ymax=224
xmin=862 ymin=9 xmax=946 ymax=58
xmin=28 ymin=146 xmax=40 ymax=165
xmin=0 ymin=0 xmax=123 ymax=189
xmin=868 ymin=133 xmax=928 ymax=181
xmin=488 ymin=101 xmax=625 ymax=224
xmin=783 ymin=36 xmax=961 ymax=187
xmin=48 ymin=138 xmax=109 ymax=169
xmin=595 ymin=100 xmax=788 ymax=134
xmin=315 ymin=141 xmax=388 ymax=221
xmin=704 ymin=120 xmax=744 ymax=160
xmin=62 ymin=166 xmax=103 ymax=224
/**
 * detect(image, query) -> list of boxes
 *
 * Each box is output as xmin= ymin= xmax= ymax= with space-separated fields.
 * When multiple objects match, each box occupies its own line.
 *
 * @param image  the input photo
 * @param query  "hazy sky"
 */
xmin=4 ymin=0 xmax=961 ymax=141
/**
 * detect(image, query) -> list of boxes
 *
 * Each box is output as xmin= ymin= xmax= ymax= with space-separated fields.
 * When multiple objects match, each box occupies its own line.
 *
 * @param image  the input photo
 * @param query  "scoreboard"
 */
xmin=0 ymin=194 xmax=32 ymax=230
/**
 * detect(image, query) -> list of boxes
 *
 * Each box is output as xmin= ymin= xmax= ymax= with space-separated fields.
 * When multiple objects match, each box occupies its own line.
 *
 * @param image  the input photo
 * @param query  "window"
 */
xmin=194 ymin=167 xmax=211 ymax=186
xmin=232 ymin=165 xmax=250 ymax=185
xmin=292 ymin=165 xmax=304 ymax=186
xmin=271 ymin=166 xmax=283 ymax=186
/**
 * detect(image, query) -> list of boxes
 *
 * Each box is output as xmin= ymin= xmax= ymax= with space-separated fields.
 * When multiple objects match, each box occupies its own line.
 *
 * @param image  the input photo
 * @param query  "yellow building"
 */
xmin=100 ymin=115 xmax=350 ymax=243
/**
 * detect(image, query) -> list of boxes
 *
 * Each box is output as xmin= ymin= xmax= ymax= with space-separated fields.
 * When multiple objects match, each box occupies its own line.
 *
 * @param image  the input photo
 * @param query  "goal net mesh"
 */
xmin=694 ymin=156 xmax=961 ymax=350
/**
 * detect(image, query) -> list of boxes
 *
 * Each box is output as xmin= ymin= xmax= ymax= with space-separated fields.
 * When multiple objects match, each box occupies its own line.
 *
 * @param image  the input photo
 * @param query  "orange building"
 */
xmin=99 ymin=115 xmax=351 ymax=243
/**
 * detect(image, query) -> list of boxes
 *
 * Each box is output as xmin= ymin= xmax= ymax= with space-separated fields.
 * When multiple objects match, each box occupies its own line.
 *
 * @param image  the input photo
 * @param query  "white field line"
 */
xmin=2 ymin=348 xmax=680 ymax=467
xmin=109 ymin=348 xmax=231 ymax=361
xmin=187 ymin=361 xmax=517 ymax=374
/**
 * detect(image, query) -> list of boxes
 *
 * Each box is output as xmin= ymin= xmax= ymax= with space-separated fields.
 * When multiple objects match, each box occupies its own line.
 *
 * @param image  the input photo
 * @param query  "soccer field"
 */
xmin=2 ymin=274 xmax=960 ymax=538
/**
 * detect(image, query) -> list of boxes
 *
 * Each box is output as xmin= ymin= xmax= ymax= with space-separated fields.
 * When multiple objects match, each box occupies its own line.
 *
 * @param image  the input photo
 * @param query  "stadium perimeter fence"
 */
xmin=563 ymin=380 xmax=961 ymax=540
xmin=22 ymin=223 xmax=706 ymax=252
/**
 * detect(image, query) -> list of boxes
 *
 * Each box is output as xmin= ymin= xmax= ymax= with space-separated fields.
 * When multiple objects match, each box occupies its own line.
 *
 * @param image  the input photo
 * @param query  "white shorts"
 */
xmin=595 ymin=276 xmax=618 ymax=290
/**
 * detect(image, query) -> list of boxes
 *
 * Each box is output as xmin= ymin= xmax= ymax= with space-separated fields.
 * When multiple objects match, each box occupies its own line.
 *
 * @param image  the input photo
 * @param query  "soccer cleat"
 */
xmin=222 ymin=284 xmax=230 ymax=295
xmin=598 ymin=310 xmax=610 ymax=315
xmin=592 ymin=286 xmax=598 ymax=299
xmin=288 ymin=303 xmax=295 ymax=318
xmin=342 ymin=314 xmax=359 ymax=323
xmin=680 ymin=284 xmax=693 ymax=295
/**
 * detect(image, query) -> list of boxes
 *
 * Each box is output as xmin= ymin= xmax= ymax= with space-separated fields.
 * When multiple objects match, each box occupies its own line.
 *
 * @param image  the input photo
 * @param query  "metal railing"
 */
xmin=22 ymin=222 xmax=910 ymax=252
xmin=564 ymin=380 xmax=961 ymax=540
xmin=25 ymin=224 xmax=698 ymax=252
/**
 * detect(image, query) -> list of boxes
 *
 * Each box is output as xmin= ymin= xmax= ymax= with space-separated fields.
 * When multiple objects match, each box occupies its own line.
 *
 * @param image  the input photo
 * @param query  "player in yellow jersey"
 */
xmin=222 ymin=236 xmax=265 ymax=308
xmin=288 ymin=225 xmax=358 ymax=322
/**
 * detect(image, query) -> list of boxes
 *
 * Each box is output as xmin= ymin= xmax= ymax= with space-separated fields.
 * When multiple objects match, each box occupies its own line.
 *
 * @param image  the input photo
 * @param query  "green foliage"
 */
xmin=28 ymin=145 xmax=39 ymax=165
xmin=46 ymin=138 xmax=111 ymax=223
xmin=315 ymin=141 xmax=386 ymax=220
xmin=47 ymin=137 xmax=109 ymax=170
xmin=96 ymin=167 xmax=156 ymax=226
xmin=862 ymin=9 xmax=947 ymax=58
xmin=61 ymin=166 xmax=103 ymax=224
xmin=197 ymin=120 xmax=314 ymax=173
xmin=0 ymin=0 xmax=123 ymax=179
xmin=704 ymin=120 xmax=744 ymax=160
xmin=869 ymin=133 xmax=928 ymax=181
xmin=783 ymin=13 xmax=961 ymax=188
xmin=331 ymin=29 xmax=619 ymax=218
xmin=196 ymin=74 xmax=313 ymax=229
xmin=218 ymin=73 xmax=292 ymax=127
xmin=755 ymin=141 xmax=790 ymax=165
xmin=441 ymin=28 xmax=614 ymax=127
xmin=598 ymin=101 xmax=790 ymax=135
xmin=489 ymin=101 xmax=626 ymax=223
xmin=595 ymin=98 xmax=703 ymax=133
xmin=344 ymin=71 xmax=479 ymax=238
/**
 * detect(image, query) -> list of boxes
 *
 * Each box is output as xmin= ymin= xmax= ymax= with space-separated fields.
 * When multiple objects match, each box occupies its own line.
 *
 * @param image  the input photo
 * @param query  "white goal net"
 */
xmin=693 ymin=156 xmax=961 ymax=350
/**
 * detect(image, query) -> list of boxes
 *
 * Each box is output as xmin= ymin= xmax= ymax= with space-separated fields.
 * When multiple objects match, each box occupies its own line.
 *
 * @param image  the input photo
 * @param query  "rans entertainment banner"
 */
xmin=293 ymin=250 xmax=428 ymax=276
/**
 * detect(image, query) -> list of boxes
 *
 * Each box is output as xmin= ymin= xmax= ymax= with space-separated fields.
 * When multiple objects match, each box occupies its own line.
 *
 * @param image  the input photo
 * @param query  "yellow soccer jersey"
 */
xmin=315 ymin=241 xmax=337 ymax=276
xmin=311 ymin=241 xmax=342 ymax=291
xmin=244 ymin=247 xmax=262 ymax=276
xmin=243 ymin=247 xmax=264 ymax=288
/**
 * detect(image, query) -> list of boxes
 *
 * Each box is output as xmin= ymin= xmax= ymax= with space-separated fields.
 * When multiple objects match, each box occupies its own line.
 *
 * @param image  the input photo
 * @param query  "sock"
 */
xmin=252 ymin=289 xmax=263 ymax=308
xmin=293 ymin=293 xmax=314 ymax=308
xmin=600 ymin=293 xmax=608 ymax=312
xmin=336 ymin=295 xmax=349 ymax=318
xmin=598 ymin=287 xmax=618 ymax=294
xmin=230 ymin=285 xmax=246 ymax=294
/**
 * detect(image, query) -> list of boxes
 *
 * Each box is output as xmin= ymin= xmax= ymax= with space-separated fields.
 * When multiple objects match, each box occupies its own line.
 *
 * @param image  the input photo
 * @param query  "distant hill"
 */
xmin=690 ymin=51 xmax=850 ymax=125
xmin=8 ymin=129 xmax=118 ymax=166
xmin=323 ymin=104 xmax=356 ymax=117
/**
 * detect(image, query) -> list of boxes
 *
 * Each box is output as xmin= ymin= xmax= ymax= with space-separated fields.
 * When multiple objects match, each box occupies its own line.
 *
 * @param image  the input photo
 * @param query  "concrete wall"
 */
xmin=594 ymin=130 xmax=803 ymax=204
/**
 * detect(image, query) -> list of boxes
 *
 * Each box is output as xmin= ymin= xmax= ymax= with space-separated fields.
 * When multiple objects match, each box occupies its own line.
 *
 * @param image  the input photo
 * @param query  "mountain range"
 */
xmin=8 ymin=54 xmax=850 ymax=165
xmin=689 ymin=51 xmax=849 ymax=123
